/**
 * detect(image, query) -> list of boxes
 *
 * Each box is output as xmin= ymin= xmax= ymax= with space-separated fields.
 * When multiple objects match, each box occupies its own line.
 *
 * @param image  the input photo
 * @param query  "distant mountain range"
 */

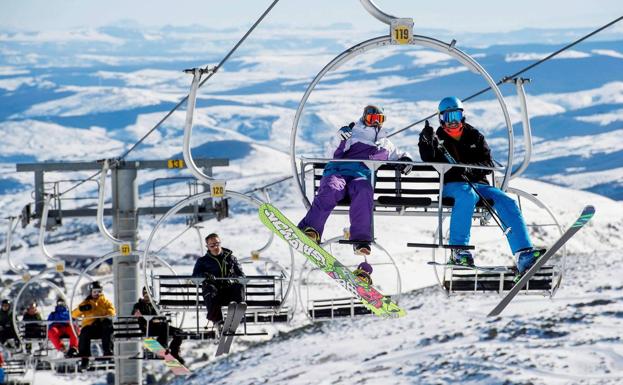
xmin=0 ymin=23 xmax=622 ymax=205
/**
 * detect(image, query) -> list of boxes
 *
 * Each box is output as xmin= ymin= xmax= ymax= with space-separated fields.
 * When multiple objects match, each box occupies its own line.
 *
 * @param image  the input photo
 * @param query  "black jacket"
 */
xmin=132 ymin=298 xmax=158 ymax=331
xmin=418 ymin=122 xmax=494 ymax=184
xmin=0 ymin=310 xmax=12 ymax=330
xmin=191 ymin=248 xmax=245 ymax=279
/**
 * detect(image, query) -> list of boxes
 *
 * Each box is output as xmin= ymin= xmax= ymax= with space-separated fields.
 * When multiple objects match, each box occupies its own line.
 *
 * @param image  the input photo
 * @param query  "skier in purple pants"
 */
xmin=298 ymin=105 xmax=413 ymax=283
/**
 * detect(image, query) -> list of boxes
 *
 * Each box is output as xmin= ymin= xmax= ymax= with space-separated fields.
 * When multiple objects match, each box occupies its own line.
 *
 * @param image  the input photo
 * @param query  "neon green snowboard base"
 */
xmin=259 ymin=203 xmax=405 ymax=319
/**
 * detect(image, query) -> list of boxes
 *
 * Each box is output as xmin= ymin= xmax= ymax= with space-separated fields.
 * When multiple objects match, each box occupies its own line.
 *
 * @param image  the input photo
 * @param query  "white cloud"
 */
xmin=505 ymin=49 xmax=590 ymax=62
xmin=591 ymin=49 xmax=623 ymax=59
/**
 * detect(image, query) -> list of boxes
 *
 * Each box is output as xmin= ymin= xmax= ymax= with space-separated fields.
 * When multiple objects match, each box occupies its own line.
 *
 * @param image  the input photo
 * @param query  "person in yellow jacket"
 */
xmin=71 ymin=281 xmax=115 ymax=369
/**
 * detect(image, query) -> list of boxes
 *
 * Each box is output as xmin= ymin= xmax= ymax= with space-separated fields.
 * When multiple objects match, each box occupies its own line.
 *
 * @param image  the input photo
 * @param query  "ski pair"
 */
xmin=143 ymin=338 xmax=190 ymax=375
xmin=259 ymin=203 xmax=405 ymax=318
xmin=488 ymin=205 xmax=595 ymax=316
xmin=215 ymin=301 xmax=247 ymax=356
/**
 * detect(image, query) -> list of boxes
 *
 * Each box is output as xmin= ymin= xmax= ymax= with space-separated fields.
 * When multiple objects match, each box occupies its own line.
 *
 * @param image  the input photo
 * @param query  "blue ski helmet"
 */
xmin=438 ymin=96 xmax=464 ymax=125
xmin=438 ymin=96 xmax=463 ymax=113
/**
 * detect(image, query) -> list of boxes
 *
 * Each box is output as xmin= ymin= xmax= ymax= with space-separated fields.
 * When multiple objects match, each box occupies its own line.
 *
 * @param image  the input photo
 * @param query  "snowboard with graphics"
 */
xmin=259 ymin=203 xmax=405 ymax=318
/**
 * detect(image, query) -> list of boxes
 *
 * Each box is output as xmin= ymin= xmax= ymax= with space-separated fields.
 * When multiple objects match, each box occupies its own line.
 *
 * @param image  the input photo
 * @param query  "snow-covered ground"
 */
xmin=0 ymin=18 xmax=622 ymax=385
xmin=10 ymin=175 xmax=618 ymax=385
xmin=160 ymin=182 xmax=623 ymax=385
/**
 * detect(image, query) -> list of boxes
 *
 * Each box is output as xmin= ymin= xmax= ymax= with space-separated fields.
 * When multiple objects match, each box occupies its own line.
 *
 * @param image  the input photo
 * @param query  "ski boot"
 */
xmin=302 ymin=227 xmax=320 ymax=244
xmin=65 ymin=346 xmax=78 ymax=358
xmin=353 ymin=260 xmax=373 ymax=285
xmin=353 ymin=242 xmax=371 ymax=256
xmin=449 ymin=249 xmax=474 ymax=266
xmin=513 ymin=248 xmax=547 ymax=283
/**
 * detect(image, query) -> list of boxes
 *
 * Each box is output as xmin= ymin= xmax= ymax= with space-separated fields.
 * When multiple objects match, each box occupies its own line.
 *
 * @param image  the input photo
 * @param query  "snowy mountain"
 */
xmin=0 ymin=24 xmax=622 ymax=202
xmin=1 ymin=22 xmax=623 ymax=385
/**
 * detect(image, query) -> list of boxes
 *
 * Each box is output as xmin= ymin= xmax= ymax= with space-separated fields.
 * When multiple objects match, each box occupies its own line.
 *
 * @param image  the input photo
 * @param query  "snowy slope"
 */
xmin=165 ymin=183 xmax=623 ymax=385
xmin=0 ymin=22 xmax=622 ymax=385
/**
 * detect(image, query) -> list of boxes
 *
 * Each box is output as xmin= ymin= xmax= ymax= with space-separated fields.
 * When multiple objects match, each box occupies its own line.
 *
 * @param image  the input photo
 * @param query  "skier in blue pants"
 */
xmin=418 ymin=96 xmax=543 ymax=275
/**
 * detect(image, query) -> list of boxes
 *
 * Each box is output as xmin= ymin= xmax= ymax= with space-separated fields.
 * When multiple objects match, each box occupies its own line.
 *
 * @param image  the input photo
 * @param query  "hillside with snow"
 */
xmin=0 ymin=18 xmax=622 ymax=385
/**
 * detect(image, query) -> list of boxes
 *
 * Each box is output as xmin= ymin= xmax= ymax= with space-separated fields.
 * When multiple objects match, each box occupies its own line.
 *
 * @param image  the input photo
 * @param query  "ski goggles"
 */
xmin=364 ymin=113 xmax=385 ymax=126
xmin=440 ymin=109 xmax=463 ymax=124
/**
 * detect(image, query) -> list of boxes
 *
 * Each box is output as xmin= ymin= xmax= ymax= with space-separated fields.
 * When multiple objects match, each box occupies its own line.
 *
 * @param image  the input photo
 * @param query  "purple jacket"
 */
xmin=324 ymin=120 xmax=411 ymax=179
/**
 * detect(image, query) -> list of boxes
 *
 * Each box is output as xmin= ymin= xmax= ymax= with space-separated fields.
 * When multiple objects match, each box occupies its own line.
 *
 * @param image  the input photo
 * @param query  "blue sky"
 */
xmin=1 ymin=0 xmax=622 ymax=33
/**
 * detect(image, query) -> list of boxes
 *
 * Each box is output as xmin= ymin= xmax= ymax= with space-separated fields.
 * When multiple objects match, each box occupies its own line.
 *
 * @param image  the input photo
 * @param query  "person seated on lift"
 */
xmin=192 ymin=233 xmax=245 ymax=332
xmin=47 ymin=297 xmax=79 ymax=358
xmin=133 ymin=287 xmax=184 ymax=364
xmin=71 ymin=281 xmax=115 ymax=369
xmin=418 ymin=96 xmax=544 ymax=279
xmin=297 ymin=105 xmax=413 ymax=284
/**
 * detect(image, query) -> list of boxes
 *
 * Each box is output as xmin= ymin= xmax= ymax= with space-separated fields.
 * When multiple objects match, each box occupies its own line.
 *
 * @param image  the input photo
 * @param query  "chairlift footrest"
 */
xmin=407 ymin=243 xmax=475 ymax=250
xmin=337 ymin=240 xmax=375 ymax=245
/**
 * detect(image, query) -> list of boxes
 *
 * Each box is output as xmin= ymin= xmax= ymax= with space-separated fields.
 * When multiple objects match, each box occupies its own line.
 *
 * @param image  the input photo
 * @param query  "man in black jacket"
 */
xmin=132 ymin=287 xmax=184 ymax=364
xmin=418 ymin=96 xmax=542 ymax=275
xmin=192 ymin=233 xmax=245 ymax=326
xmin=0 ymin=299 xmax=18 ymax=348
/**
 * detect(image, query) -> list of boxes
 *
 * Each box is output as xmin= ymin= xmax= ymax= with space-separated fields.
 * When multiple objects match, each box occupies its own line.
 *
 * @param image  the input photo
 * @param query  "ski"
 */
xmin=488 ymin=205 xmax=595 ymax=317
xmin=216 ymin=302 xmax=247 ymax=356
xmin=143 ymin=338 xmax=190 ymax=375
xmin=215 ymin=302 xmax=237 ymax=356
xmin=427 ymin=261 xmax=511 ymax=273
xmin=259 ymin=202 xmax=405 ymax=319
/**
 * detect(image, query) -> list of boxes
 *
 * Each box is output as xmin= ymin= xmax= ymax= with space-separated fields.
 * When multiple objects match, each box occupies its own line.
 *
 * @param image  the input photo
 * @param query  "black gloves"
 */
xmin=79 ymin=304 xmax=92 ymax=312
xmin=398 ymin=156 xmax=413 ymax=175
xmin=421 ymin=120 xmax=434 ymax=140
xmin=204 ymin=272 xmax=216 ymax=281
xmin=338 ymin=122 xmax=356 ymax=141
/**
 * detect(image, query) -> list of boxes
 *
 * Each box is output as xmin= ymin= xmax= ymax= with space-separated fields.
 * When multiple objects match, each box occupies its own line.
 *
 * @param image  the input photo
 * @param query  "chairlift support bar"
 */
xmin=15 ymin=159 xmax=228 ymax=222
xmin=507 ymin=77 xmax=533 ymax=179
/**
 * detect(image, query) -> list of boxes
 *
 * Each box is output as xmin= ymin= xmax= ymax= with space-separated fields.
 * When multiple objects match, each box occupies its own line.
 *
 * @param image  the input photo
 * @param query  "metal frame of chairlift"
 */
xmin=141 ymin=74 xmax=296 ymax=340
xmin=141 ymin=190 xmax=296 ymax=337
xmin=298 ymin=235 xmax=402 ymax=321
xmin=289 ymin=0 xmax=565 ymax=303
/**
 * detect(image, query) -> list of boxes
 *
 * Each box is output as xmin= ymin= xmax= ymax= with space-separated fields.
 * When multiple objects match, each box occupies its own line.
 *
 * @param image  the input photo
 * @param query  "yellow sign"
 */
xmin=120 ymin=244 xmax=132 ymax=255
xmin=167 ymin=159 xmax=185 ymax=169
xmin=211 ymin=182 xmax=225 ymax=198
xmin=55 ymin=261 xmax=65 ymax=273
xmin=390 ymin=18 xmax=414 ymax=45
xmin=251 ymin=250 xmax=260 ymax=261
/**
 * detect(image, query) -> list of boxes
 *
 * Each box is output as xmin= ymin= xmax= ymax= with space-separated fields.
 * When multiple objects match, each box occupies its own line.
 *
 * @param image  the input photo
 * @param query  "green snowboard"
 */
xmin=259 ymin=203 xmax=405 ymax=319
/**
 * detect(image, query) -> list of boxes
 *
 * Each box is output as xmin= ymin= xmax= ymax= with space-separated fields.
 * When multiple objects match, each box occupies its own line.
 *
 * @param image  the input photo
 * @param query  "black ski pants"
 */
xmin=146 ymin=322 xmax=182 ymax=355
xmin=201 ymin=281 xmax=244 ymax=323
xmin=78 ymin=318 xmax=113 ymax=357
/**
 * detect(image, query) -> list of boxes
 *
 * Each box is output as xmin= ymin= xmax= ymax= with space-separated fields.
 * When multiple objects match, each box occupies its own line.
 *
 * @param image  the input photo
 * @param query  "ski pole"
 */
xmin=435 ymin=137 xmax=511 ymax=235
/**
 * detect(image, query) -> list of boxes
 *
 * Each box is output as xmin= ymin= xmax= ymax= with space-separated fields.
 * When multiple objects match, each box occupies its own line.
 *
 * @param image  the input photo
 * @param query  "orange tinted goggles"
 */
xmin=364 ymin=113 xmax=385 ymax=126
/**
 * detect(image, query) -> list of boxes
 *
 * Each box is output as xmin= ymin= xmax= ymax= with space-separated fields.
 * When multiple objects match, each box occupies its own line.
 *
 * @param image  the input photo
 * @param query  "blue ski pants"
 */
xmin=442 ymin=182 xmax=532 ymax=253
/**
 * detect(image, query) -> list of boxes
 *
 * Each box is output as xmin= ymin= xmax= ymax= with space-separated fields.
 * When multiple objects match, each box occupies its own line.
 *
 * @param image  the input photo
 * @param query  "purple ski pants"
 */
xmin=298 ymin=174 xmax=373 ymax=242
